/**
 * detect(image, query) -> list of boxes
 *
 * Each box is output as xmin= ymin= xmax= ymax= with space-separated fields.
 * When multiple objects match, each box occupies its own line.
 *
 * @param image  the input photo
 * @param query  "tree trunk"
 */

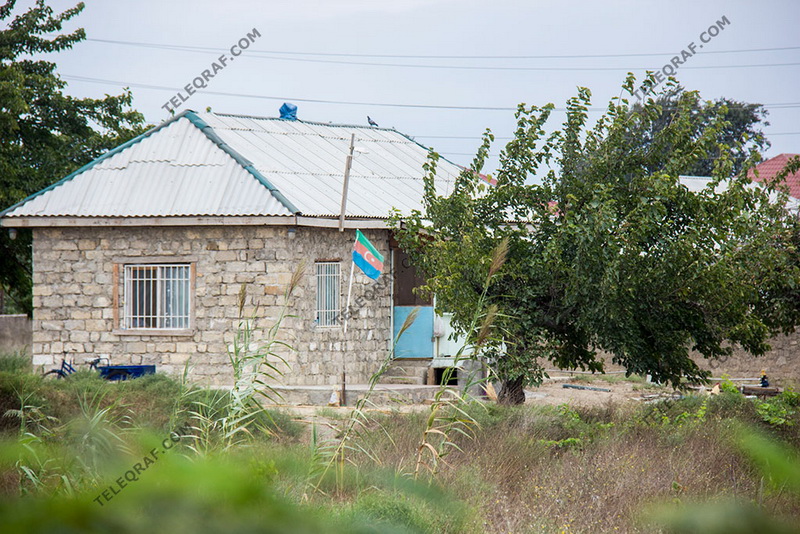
xmin=498 ymin=376 xmax=526 ymax=405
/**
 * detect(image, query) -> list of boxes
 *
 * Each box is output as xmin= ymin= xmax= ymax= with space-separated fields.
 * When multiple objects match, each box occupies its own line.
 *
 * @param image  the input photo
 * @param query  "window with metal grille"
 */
xmin=123 ymin=264 xmax=191 ymax=329
xmin=315 ymin=261 xmax=340 ymax=327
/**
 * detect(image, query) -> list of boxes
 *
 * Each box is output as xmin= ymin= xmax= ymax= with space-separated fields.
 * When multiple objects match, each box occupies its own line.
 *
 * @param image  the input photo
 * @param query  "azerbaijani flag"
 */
xmin=352 ymin=230 xmax=384 ymax=279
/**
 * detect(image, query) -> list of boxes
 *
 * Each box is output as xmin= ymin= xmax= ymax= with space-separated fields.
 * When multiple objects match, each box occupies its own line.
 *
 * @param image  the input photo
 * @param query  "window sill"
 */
xmin=112 ymin=329 xmax=195 ymax=337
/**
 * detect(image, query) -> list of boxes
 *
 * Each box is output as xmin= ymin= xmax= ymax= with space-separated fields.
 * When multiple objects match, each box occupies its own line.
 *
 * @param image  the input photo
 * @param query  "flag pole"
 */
xmin=344 ymin=231 xmax=357 ymax=334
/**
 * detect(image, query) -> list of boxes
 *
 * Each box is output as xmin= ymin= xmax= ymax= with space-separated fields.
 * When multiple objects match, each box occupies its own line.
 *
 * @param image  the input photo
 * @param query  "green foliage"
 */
xmin=175 ymin=270 xmax=303 ymax=453
xmin=535 ymin=404 xmax=616 ymax=450
xmin=3 ymin=372 xmax=800 ymax=534
xmin=352 ymin=488 xmax=480 ymax=534
xmin=392 ymin=76 xmax=800 ymax=401
xmin=0 ymin=352 xmax=31 ymax=373
xmin=707 ymin=391 xmax=758 ymax=421
xmin=756 ymin=389 xmax=800 ymax=427
xmin=719 ymin=376 xmax=741 ymax=394
xmin=0 ymin=447 xmax=454 ymax=534
xmin=632 ymin=86 xmax=772 ymax=177
xmin=0 ymin=369 xmax=46 ymax=433
xmin=0 ymin=1 xmax=148 ymax=314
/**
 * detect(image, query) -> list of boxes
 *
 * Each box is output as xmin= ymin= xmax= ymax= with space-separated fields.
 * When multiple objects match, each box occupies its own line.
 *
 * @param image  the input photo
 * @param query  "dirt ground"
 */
xmin=278 ymin=376 xmax=675 ymax=439
xmin=523 ymin=376 xmax=664 ymax=407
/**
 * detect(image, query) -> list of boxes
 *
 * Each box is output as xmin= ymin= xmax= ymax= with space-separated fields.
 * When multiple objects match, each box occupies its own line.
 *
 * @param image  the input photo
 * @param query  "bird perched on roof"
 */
xmin=367 ymin=116 xmax=379 ymax=127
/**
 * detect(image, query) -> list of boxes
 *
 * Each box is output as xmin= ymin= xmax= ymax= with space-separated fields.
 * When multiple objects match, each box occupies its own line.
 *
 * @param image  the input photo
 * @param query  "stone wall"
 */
xmin=555 ymin=333 xmax=800 ymax=387
xmin=694 ymin=333 xmax=800 ymax=386
xmin=31 ymin=225 xmax=392 ymax=386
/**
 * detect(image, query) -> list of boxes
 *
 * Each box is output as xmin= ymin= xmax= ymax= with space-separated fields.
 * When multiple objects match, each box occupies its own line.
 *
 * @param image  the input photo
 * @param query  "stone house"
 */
xmin=0 ymin=110 xmax=464 ymax=386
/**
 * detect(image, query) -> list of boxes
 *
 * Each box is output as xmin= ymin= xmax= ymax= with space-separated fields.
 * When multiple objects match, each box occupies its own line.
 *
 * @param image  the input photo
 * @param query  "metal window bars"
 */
xmin=315 ymin=261 xmax=340 ymax=327
xmin=123 ymin=264 xmax=190 ymax=329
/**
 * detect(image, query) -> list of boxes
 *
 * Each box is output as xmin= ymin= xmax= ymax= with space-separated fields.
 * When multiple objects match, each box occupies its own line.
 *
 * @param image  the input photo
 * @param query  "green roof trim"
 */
xmin=0 ymin=110 xmax=195 ymax=218
xmin=184 ymin=111 xmax=300 ymax=215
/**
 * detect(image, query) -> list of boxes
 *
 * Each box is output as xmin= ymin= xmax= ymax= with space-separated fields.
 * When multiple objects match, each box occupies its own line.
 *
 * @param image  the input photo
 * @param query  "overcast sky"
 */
xmin=19 ymin=0 xmax=800 ymax=175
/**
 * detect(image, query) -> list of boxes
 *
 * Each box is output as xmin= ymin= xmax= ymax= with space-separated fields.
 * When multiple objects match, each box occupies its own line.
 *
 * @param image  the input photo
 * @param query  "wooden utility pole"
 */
xmin=338 ymin=134 xmax=356 ymax=232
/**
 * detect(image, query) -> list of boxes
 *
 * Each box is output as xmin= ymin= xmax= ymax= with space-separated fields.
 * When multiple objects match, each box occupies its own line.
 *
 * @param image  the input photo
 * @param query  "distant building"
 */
xmin=748 ymin=153 xmax=800 ymax=201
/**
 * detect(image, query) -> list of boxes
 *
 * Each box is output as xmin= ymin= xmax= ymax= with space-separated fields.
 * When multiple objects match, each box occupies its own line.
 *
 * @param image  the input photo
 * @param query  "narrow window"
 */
xmin=315 ymin=261 xmax=340 ymax=327
xmin=123 ymin=264 xmax=191 ymax=329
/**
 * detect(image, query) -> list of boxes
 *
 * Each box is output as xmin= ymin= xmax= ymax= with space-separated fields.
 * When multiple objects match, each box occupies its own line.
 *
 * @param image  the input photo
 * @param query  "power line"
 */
xmin=61 ymin=74 xmax=800 ymax=113
xmin=416 ymin=135 xmax=514 ymax=140
xmin=59 ymin=74 xmax=583 ymax=111
xmin=79 ymin=39 xmax=800 ymax=71
xmin=86 ymin=38 xmax=800 ymax=60
xmin=221 ymin=56 xmax=800 ymax=72
xmin=417 ymin=132 xmax=800 ymax=140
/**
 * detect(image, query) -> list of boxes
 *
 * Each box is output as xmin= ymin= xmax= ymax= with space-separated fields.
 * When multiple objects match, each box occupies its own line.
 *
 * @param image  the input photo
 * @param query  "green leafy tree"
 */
xmin=0 ymin=0 xmax=148 ymax=314
xmin=633 ymin=86 xmax=771 ymax=177
xmin=393 ymin=76 xmax=800 ymax=404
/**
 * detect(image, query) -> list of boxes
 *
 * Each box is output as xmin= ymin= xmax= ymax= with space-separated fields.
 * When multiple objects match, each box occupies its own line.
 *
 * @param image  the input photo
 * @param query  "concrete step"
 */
xmin=381 ymin=359 xmax=431 ymax=386
xmin=381 ymin=375 xmax=424 ymax=385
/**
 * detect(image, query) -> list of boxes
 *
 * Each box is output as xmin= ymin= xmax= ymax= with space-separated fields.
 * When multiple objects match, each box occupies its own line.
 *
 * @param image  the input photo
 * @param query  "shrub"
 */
xmin=756 ymin=389 xmax=800 ymax=428
xmin=0 ymin=449 xmax=413 ymax=534
xmin=708 ymin=391 xmax=759 ymax=422
xmin=0 ymin=353 xmax=31 ymax=374
xmin=719 ymin=376 xmax=741 ymax=395
xmin=0 ymin=371 xmax=45 ymax=434
xmin=351 ymin=488 xmax=480 ymax=534
xmin=118 ymin=373 xmax=180 ymax=397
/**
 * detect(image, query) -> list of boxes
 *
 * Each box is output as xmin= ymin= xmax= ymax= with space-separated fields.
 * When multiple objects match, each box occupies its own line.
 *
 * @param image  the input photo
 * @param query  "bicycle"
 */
xmin=43 ymin=355 xmax=109 ymax=379
xmin=43 ymin=355 xmax=154 ymax=381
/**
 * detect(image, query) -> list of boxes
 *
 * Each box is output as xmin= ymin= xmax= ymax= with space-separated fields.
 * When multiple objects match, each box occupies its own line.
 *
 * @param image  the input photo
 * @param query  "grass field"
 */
xmin=1 ymin=359 xmax=798 ymax=533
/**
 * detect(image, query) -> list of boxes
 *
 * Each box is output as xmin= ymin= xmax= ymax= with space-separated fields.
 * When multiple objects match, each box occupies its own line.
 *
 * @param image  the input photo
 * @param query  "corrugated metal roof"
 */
xmin=3 ymin=114 xmax=293 ymax=218
xmin=199 ymin=112 xmax=459 ymax=217
xmin=2 ymin=110 xmax=462 ymax=220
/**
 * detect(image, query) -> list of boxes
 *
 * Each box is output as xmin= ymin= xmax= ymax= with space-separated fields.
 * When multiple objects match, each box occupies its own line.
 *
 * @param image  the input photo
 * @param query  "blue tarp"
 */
xmin=279 ymin=102 xmax=297 ymax=120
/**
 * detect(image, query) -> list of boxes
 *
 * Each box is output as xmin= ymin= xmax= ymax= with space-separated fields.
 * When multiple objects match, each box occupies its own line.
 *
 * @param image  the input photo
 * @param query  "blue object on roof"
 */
xmin=279 ymin=103 xmax=297 ymax=120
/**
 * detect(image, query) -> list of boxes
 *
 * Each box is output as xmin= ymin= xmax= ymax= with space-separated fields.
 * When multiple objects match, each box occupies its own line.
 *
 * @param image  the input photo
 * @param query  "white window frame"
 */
xmin=315 ymin=261 xmax=341 ymax=327
xmin=123 ymin=264 xmax=191 ymax=330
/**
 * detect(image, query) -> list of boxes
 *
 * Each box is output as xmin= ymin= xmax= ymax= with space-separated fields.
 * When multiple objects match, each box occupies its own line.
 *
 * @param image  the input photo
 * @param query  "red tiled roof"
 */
xmin=748 ymin=154 xmax=800 ymax=199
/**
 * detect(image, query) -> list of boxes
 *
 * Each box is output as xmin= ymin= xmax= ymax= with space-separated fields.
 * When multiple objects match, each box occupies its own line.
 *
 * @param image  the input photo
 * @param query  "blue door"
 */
xmin=392 ymin=246 xmax=434 ymax=359
xmin=393 ymin=306 xmax=434 ymax=359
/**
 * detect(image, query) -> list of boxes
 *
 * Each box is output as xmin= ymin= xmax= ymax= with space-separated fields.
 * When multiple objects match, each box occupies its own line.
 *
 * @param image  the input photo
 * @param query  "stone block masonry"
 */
xmin=693 ymin=333 xmax=800 ymax=386
xmin=31 ymin=225 xmax=392 ymax=386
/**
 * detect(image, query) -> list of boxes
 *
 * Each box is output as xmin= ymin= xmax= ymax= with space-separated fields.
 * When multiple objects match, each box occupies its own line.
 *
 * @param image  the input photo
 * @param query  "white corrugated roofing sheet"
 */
xmin=4 ymin=117 xmax=293 ymax=218
xmin=199 ymin=113 xmax=459 ymax=218
xmin=3 ymin=110 xmax=462 ymax=220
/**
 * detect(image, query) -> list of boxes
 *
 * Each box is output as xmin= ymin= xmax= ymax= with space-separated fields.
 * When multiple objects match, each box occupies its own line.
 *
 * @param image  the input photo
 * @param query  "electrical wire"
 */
xmin=418 ymin=132 xmax=800 ymax=140
xmin=61 ymin=74 xmax=800 ymax=113
xmin=86 ymin=38 xmax=800 ymax=60
xmin=79 ymin=39 xmax=800 ymax=72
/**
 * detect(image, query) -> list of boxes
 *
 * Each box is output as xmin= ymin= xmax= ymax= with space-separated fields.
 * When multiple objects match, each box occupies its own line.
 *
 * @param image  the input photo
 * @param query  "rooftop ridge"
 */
xmin=210 ymin=111 xmax=399 ymax=133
